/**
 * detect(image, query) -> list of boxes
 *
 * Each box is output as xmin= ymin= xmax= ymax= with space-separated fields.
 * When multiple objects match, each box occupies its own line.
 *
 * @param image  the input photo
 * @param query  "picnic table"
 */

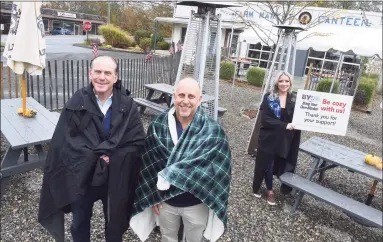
xmin=280 ymin=136 xmax=382 ymax=228
xmin=134 ymin=83 xmax=219 ymax=114
xmin=1 ymin=97 xmax=60 ymax=197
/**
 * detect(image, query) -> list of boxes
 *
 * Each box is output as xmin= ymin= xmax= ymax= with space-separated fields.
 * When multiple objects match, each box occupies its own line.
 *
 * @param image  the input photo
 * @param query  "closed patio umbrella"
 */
xmin=2 ymin=1 xmax=46 ymax=115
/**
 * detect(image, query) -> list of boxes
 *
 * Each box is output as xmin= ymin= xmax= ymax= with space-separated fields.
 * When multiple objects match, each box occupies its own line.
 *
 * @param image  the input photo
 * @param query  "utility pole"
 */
xmin=108 ymin=2 xmax=111 ymax=24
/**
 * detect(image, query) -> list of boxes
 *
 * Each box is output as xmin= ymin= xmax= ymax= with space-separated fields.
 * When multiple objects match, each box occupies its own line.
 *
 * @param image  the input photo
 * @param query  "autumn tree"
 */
xmin=42 ymin=1 xmax=173 ymax=37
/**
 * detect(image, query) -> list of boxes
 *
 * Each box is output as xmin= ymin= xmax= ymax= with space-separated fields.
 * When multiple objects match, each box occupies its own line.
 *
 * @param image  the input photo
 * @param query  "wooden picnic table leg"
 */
xmin=318 ymin=160 xmax=327 ymax=182
xmin=1 ymin=147 xmax=22 ymax=197
xmin=1 ymin=144 xmax=47 ymax=197
xmin=23 ymin=147 xmax=28 ymax=162
xmin=164 ymin=94 xmax=171 ymax=107
xmin=291 ymin=156 xmax=320 ymax=212
xmin=365 ymin=180 xmax=378 ymax=205
xmin=140 ymin=89 xmax=155 ymax=114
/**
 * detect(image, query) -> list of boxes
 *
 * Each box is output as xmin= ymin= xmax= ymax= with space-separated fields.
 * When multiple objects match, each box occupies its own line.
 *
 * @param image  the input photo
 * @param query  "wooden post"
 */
xmin=304 ymin=63 xmax=313 ymax=90
xmin=8 ymin=66 xmax=11 ymax=98
xmin=21 ymin=74 xmax=27 ymax=116
xmin=15 ymin=73 xmax=19 ymax=98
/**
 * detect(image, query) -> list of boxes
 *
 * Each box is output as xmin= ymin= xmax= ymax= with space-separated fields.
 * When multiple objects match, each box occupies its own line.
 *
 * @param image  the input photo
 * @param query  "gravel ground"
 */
xmin=1 ymin=80 xmax=382 ymax=241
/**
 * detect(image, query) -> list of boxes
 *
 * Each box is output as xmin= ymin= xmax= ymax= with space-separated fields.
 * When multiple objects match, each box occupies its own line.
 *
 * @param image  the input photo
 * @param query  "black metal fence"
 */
xmin=0 ymin=52 xmax=181 ymax=111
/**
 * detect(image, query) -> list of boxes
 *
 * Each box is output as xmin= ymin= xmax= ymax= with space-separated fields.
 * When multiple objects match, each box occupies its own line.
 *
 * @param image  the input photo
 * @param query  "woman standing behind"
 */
xmin=252 ymin=71 xmax=301 ymax=205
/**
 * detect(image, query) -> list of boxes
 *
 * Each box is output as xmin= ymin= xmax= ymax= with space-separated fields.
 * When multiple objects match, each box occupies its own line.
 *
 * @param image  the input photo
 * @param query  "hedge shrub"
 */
xmin=98 ymin=24 xmax=133 ymax=49
xmin=354 ymin=77 xmax=377 ymax=105
xmin=139 ymin=37 xmax=152 ymax=51
xmin=362 ymin=73 xmax=380 ymax=83
xmin=246 ymin=67 xmax=265 ymax=87
xmin=316 ymin=78 xmax=340 ymax=94
xmin=157 ymin=41 xmax=170 ymax=50
xmin=134 ymin=30 xmax=151 ymax=45
xmin=219 ymin=61 xmax=235 ymax=80
xmin=151 ymin=34 xmax=164 ymax=47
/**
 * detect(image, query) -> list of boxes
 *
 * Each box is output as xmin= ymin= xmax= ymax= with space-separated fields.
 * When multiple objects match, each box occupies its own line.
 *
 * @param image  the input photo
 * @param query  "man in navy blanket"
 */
xmin=130 ymin=77 xmax=232 ymax=242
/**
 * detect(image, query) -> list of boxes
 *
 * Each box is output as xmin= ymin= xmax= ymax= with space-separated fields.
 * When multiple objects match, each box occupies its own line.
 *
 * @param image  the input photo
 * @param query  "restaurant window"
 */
xmin=246 ymin=42 xmax=276 ymax=68
xmin=304 ymin=49 xmax=361 ymax=75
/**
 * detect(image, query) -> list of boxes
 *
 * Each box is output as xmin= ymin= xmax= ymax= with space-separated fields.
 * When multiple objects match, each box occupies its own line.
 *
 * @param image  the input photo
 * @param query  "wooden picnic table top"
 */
xmin=145 ymin=83 xmax=215 ymax=103
xmin=300 ymin=136 xmax=382 ymax=182
xmin=1 ymin=98 xmax=60 ymax=149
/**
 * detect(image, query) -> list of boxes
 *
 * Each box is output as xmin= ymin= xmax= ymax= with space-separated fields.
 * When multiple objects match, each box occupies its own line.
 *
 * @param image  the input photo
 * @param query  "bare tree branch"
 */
xmin=264 ymin=2 xmax=282 ymax=24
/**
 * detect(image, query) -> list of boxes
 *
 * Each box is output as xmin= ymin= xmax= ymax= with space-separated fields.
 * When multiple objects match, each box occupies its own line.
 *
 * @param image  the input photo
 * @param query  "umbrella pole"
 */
xmin=21 ymin=73 xmax=26 ymax=116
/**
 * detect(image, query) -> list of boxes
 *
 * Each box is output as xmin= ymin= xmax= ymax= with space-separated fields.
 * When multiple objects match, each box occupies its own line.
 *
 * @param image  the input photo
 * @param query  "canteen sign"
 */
xmin=292 ymin=90 xmax=353 ymax=136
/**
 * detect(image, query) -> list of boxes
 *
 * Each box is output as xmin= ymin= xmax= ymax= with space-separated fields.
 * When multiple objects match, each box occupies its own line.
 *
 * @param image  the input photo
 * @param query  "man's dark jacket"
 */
xmin=38 ymin=81 xmax=145 ymax=241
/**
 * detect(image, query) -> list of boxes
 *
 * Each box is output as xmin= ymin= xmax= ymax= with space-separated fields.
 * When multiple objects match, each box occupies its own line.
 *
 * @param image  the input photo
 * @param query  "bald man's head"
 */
xmin=174 ymin=77 xmax=202 ymax=125
xmin=175 ymin=77 xmax=201 ymax=94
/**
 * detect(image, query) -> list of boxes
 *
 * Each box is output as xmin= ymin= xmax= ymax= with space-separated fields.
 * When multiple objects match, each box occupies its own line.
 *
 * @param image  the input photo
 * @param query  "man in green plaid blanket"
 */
xmin=130 ymin=78 xmax=232 ymax=242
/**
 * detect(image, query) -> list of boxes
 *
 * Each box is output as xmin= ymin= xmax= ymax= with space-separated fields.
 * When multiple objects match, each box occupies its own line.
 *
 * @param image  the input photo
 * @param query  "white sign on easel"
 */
xmin=292 ymin=89 xmax=353 ymax=136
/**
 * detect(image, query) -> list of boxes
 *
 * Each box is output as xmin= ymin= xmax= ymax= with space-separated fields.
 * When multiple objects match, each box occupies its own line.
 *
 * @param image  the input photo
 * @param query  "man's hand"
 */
xmin=100 ymin=155 xmax=110 ymax=164
xmin=152 ymin=203 xmax=163 ymax=215
xmin=286 ymin=123 xmax=295 ymax=130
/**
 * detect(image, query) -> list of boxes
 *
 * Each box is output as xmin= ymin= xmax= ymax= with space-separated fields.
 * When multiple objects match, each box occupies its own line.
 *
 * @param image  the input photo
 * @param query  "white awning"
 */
xmin=155 ymin=17 xmax=189 ymax=25
xmin=238 ymin=23 xmax=382 ymax=58
xmin=154 ymin=17 xmax=246 ymax=29
xmin=296 ymin=24 xmax=382 ymax=58
xmin=238 ymin=25 xmax=278 ymax=46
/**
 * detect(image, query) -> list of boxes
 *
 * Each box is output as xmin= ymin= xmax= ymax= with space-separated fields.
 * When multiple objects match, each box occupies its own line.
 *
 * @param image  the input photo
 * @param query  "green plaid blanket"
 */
xmin=132 ymin=107 xmax=232 ymax=228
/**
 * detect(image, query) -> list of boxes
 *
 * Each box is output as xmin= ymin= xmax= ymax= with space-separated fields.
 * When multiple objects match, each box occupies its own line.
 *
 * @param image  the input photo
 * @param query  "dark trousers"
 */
xmin=252 ymin=149 xmax=275 ymax=194
xmin=252 ymin=149 xmax=293 ymax=195
xmin=71 ymin=183 xmax=121 ymax=242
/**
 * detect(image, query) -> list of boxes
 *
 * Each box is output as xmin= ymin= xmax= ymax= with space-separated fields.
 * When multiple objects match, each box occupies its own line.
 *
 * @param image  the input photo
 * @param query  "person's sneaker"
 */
xmin=253 ymin=193 xmax=261 ymax=198
xmin=266 ymin=190 xmax=276 ymax=205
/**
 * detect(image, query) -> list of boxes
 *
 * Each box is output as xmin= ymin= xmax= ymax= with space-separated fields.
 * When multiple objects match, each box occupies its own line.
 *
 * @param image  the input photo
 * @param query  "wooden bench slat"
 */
xmin=0 ymin=110 xmax=43 ymax=148
xmin=0 ymin=112 xmax=28 ymax=148
xmin=300 ymin=137 xmax=382 ymax=181
xmin=26 ymin=98 xmax=60 ymax=127
xmin=280 ymin=172 xmax=382 ymax=228
xmin=134 ymin=98 xmax=167 ymax=113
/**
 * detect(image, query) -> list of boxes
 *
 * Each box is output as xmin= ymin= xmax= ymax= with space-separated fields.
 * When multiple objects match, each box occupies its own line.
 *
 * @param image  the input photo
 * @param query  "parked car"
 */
xmin=51 ymin=27 xmax=72 ymax=35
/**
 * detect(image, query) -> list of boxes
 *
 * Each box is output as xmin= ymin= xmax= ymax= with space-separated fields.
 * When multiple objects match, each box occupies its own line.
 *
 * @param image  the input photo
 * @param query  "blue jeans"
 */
xmin=71 ymin=184 xmax=110 ymax=242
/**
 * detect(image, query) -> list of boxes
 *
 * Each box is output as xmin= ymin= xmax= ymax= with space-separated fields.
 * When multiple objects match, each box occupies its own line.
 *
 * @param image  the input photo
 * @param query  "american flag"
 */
xmin=176 ymin=40 xmax=183 ymax=52
xmin=145 ymin=52 xmax=153 ymax=63
xmin=92 ymin=43 xmax=99 ymax=57
xmin=169 ymin=43 xmax=174 ymax=55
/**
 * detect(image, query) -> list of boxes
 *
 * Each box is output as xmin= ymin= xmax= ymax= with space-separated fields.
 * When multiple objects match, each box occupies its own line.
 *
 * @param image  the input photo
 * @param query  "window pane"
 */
xmin=247 ymin=49 xmax=260 ymax=59
xmin=53 ymin=20 xmax=61 ymax=29
xmin=305 ymin=58 xmax=323 ymax=75
xmin=308 ymin=49 xmax=326 ymax=59
xmin=43 ymin=19 xmax=48 ymax=32
xmin=249 ymin=42 xmax=262 ymax=50
xmin=325 ymin=50 xmax=341 ymax=60
xmin=322 ymin=61 xmax=339 ymax=73
xmin=261 ymin=52 xmax=270 ymax=60
xmin=259 ymin=60 xmax=268 ymax=68
xmin=263 ymin=45 xmax=272 ymax=51
xmin=343 ymin=55 xmax=361 ymax=64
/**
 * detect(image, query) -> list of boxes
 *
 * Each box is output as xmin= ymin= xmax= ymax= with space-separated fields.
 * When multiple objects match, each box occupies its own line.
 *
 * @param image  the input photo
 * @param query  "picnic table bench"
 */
xmin=280 ymin=136 xmax=382 ymax=228
xmin=1 ymin=97 xmax=60 ymax=197
xmin=134 ymin=83 xmax=227 ymax=118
